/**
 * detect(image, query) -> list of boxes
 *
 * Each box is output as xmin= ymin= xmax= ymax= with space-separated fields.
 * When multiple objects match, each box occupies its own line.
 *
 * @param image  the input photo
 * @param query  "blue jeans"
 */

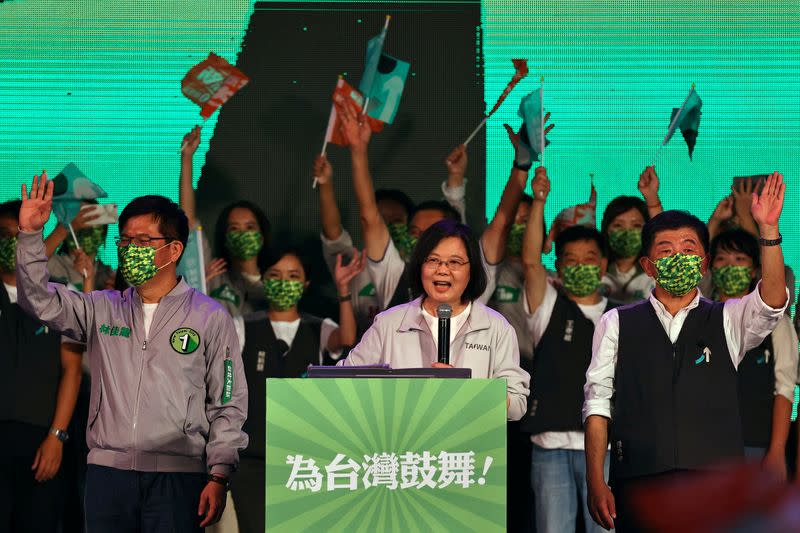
xmin=530 ymin=445 xmax=612 ymax=533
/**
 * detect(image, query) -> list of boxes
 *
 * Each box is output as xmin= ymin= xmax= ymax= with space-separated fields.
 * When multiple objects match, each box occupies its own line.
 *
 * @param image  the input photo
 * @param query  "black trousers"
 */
xmin=85 ymin=464 xmax=206 ymax=533
xmin=231 ymin=457 xmax=265 ymax=533
xmin=0 ymin=421 xmax=65 ymax=533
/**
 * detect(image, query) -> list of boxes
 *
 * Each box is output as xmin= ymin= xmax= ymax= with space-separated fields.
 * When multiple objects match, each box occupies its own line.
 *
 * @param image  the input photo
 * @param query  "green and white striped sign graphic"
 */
xmin=266 ymin=378 xmax=507 ymax=532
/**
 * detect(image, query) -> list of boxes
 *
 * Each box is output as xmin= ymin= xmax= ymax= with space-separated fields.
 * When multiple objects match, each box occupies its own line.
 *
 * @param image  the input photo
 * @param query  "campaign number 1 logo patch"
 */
xmin=170 ymin=328 xmax=200 ymax=354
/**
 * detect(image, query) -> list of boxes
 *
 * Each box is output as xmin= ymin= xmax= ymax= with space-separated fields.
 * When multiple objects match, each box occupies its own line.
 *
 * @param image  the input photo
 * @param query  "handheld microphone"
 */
xmin=437 ymin=304 xmax=452 ymax=364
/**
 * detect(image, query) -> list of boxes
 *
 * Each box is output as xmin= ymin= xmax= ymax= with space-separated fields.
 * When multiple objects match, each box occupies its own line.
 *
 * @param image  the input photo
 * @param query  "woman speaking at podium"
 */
xmin=340 ymin=219 xmax=530 ymax=420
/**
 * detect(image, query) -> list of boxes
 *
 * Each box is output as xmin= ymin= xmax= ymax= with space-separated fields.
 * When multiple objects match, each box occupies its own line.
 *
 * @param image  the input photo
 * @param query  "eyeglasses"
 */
xmin=423 ymin=257 xmax=470 ymax=271
xmin=115 ymin=236 xmax=171 ymax=248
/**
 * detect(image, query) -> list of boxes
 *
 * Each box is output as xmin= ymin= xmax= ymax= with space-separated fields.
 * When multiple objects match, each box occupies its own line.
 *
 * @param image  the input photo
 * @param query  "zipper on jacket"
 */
xmin=131 ymin=337 xmax=147 ymax=470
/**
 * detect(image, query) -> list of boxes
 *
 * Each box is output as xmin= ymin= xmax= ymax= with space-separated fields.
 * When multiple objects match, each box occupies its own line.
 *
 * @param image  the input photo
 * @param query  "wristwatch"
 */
xmin=208 ymin=474 xmax=230 ymax=489
xmin=50 ymin=428 xmax=70 ymax=442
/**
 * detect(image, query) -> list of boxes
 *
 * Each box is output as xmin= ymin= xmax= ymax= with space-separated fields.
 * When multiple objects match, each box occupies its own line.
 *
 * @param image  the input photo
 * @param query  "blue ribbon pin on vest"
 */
xmin=694 ymin=347 xmax=711 ymax=365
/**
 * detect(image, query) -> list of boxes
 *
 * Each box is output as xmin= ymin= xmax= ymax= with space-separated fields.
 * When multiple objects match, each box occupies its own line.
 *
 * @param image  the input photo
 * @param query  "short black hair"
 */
xmin=711 ymin=229 xmax=760 ymax=269
xmin=266 ymin=246 xmax=313 ymax=282
xmin=641 ymin=210 xmax=709 ymax=257
xmin=555 ymin=225 xmax=606 ymax=260
xmin=519 ymin=193 xmax=534 ymax=207
xmin=118 ymin=195 xmax=189 ymax=259
xmin=0 ymin=200 xmax=22 ymax=223
xmin=410 ymin=200 xmax=461 ymax=224
xmin=408 ymin=219 xmax=487 ymax=303
xmin=375 ymin=189 xmax=415 ymax=219
xmin=214 ymin=200 xmax=271 ymax=271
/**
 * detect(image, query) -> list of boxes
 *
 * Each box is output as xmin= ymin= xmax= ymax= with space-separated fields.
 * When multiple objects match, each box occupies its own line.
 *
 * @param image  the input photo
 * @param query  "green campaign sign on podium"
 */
xmin=265 ymin=378 xmax=507 ymax=532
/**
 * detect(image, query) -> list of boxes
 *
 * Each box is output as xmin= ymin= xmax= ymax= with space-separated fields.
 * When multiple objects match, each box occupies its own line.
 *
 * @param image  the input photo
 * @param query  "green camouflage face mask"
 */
xmin=66 ymin=226 xmax=105 ymax=255
xmin=652 ymin=253 xmax=704 ymax=296
xmin=387 ymin=223 xmax=416 ymax=258
xmin=608 ymin=229 xmax=642 ymax=258
xmin=263 ymin=278 xmax=305 ymax=311
xmin=0 ymin=237 xmax=17 ymax=273
xmin=119 ymin=243 xmax=169 ymax=287
xmin=561 ymin=264 xmax=602 ymax=297
xmin=225 ymin=230 xmax=263 ymax=260
xmin=506 ymin=224 xmax=526 ymax=257
xmin=712 ymin=265 xmax=752 ymax=297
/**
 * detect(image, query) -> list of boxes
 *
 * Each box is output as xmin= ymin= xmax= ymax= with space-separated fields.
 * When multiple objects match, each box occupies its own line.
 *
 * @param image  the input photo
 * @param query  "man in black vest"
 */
xmin=584 ymin=172 xmax=789 ymax=532
xmin=521 ymin=168 xmax=616 ymax=533
xmin=0 ymin=200 xmax=83 ymax=531
xmin=708 ymin=229 xmax=797 ymax=477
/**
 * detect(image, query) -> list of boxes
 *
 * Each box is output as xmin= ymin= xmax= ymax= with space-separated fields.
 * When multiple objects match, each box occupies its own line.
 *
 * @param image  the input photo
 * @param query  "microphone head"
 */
xmin=437 ymin=303 xmax=452 ymax=319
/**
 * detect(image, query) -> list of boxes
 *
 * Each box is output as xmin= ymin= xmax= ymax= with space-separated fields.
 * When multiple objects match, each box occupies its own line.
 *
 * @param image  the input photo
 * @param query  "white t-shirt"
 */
xmin=525 ymin=281 xmax=608 ymax=450
xmin=143 ymin=303 xmax=158 ymax=338
xmin=422 ymin=302 xmax=472 ymax=353
xmin=271 ymin=317 xmax=341 ymax=362
xmin=3 ymin=282 xmax=17 ymax=304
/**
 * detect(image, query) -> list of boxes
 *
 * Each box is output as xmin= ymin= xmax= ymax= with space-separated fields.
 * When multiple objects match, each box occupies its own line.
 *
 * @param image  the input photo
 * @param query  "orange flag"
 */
xmin=181 ymin=53 xmax=250 ymax=119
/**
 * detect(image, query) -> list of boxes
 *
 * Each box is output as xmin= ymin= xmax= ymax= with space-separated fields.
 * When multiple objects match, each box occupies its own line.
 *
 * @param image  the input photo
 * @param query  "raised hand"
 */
xmin=637 ymin=166 xmax=660 ymax=203
xmin=74 ymin=250 xmax=95 ymax=280
xmin=445 ymin=144 xmax=468 ymax=179
xmin=181 ymin=125 xmax=202 ymax=157
xmin=732 ymin=176 xmax=757 ymax=215
xmin=205 ymin=258 xmax=227 ymax=284
xmin=531 ymin=166 xmax=550 ymax=201
xmin=335 ymin=97 xmax=371 ymax=152
xmin=750 ymin=172 xmax=785 ymax=230
xmin=710 ymin=195 xmax=734 ymax=222
xmin=71 ymin=204 xmax=101 ymax=231
xmin=313 ymin=154 xmax=333 ymax=186
xmin=334 ymin=249 xmax=366 ymax=295
xmin=20 ymin=172 xmax=54 ymax=232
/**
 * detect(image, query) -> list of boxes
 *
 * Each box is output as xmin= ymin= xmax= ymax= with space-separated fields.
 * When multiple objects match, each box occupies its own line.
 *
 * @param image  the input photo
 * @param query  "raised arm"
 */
xmin=17 ymin=173 xmax=93 ymax=342
xmin=443 ymin=145 xmax=468 ymax=222
xmin=326 ymin=250 xmax=366 ymax=352
xmin=179 ymin=126 xmax=202 ymax=228
xmin=751 ymin=172 xmax=787 ymax=309
xmin=522 ymin=166 xmax=550 ymax=314
xmin=707 ymin=195 xmax=734 ymax=241
xmin=314 ymin=154 xmax=343 ymax=242
xmin=336 ymin=98 xmax=389 ymax=262
xmin=43 ymin=206 xmax=100 ymax=258
xmin=638 ymin=166 xmax=663 ymax=218
xmin=481 ymin=124 xmax=537 ymax=265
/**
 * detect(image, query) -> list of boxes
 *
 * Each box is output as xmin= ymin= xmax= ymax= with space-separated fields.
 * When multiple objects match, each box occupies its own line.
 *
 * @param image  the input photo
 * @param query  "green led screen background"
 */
xmin=1 ymin=0 xmax=799 ymax=289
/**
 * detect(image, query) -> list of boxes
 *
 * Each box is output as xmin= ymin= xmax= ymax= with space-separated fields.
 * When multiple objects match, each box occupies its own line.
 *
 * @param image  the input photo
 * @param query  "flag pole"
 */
xmin=463 ymin=117 xmax=487 ymax=147
xmin=539 ymin=76 xmax=545 ymax=167
xmin=179 ymin=117 xmax=209 ymax=154
xmin=314 ymin=76 xmax=344 ymax=188
xmin=651 ymin=83 xmax=695 ymax=166
xmin=67 ymin=222 xmax=89 ymax=279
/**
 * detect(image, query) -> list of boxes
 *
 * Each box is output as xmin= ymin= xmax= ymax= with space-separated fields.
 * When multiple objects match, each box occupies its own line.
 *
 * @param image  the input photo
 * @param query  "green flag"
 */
xmin=51 ymin=163 xmax=108 ymax=225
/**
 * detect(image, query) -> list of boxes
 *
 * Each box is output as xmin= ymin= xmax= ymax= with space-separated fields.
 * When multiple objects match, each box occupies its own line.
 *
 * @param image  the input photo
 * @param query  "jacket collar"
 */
xmin=397 ymin=296 xmax=491 ymax=334
xmin=129 ymin=276 xmax=191 ymax=306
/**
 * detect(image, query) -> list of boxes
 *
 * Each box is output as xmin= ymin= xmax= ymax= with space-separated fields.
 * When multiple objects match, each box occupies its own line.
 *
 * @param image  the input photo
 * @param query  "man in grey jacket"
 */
xmin=16 ymin=173 xmax=248 ymax=531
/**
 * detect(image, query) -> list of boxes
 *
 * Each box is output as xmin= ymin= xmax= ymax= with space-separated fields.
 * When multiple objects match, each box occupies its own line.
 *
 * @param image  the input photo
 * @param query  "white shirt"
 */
xmin=3 ymin=282 xmax=17 ymax=304
xmin=771 ymin=314 xmax=799 ymax=403
xmin=422 ymin=302 xmax=472 ymax=352
xmin=525 ymin=281 xmax=607 ymax=450
xmin=583 ymin=283 xmax=789 ymax=422
xmin=142 ymin=303 xmax=158 ymax=339
xmin=233 ymin=315 xmax=341 ymax=364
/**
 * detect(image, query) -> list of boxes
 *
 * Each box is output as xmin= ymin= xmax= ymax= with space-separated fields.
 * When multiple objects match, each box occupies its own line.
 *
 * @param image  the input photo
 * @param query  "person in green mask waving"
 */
xmin=709 ymin=229 xmax=797 ymax=480
xmin=520 ymin=166 xmax=619 ymax=533
xmin=585 ymin=172 xmax=789 ymax=532
xmin=233 ymin=246 xmax=363 ymax=533
xmin=181 ymin=126 xmax=272 ymax=319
